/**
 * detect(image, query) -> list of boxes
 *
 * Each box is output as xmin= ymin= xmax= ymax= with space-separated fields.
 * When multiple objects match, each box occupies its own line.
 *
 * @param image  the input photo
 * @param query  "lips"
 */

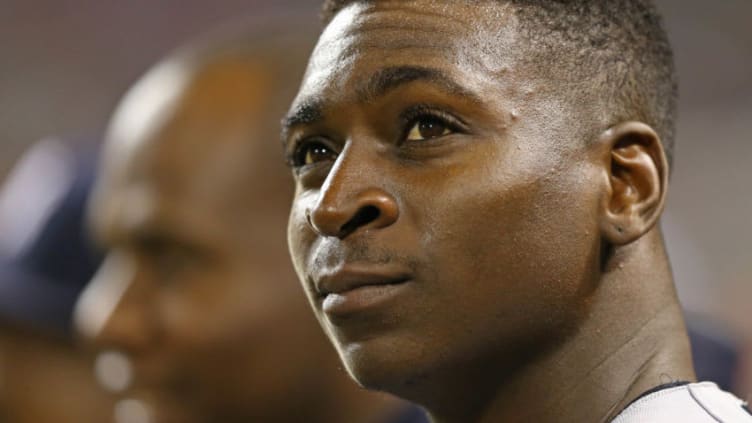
xmin=313 ymin=264 xmax=412 ymax=316
xmin=315 ymin=264 xmax=411 ymax=295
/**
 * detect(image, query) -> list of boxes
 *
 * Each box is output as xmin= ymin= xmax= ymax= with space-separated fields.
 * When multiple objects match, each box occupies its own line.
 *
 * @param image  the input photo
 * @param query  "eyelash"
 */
xmin=285 ymin=105 xmax=467 ymax=169
xmin=286 ymin=136 xmax=335 ymax=170
xmin=399 ymin=105 xmax=467 ymax=142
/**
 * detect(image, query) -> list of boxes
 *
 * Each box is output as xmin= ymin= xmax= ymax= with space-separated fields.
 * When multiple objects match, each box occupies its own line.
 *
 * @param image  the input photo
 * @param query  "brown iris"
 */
xmin=303 ymin=143 xmax=337 ymax=166
xmin=406 ymin=117 xmax=451 ymax=141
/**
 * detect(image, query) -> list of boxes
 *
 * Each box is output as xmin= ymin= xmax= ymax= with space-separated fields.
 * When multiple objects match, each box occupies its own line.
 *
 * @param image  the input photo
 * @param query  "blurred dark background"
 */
xmin=1 ymin=0 xmax=750 ymax=388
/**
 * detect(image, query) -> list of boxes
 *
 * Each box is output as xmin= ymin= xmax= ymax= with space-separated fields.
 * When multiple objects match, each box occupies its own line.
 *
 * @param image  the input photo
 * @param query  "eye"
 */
xmin=405 ymin=116 xmax=453 ymax=142
xmin=136 ymin=235 xmax=197 ymax=279
xmin=292 ymin=140 xmax=338 ymax=168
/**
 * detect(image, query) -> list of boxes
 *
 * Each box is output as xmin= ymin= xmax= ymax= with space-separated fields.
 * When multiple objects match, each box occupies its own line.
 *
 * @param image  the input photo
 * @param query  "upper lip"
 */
xmin=314 ymin=264 xmax=412 ymax=297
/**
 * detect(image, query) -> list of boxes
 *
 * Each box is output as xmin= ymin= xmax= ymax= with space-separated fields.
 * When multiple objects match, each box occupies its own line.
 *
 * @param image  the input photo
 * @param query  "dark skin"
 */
xmin=75 ymin=50 xmax=399 ymax=423
xmin=284 ymin=2 xmax=695 ymax=422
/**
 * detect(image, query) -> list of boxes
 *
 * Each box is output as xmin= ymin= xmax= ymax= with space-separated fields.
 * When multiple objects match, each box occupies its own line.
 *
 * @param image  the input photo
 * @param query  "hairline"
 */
xmin=320 ymin=0 xmax=678 ymax=168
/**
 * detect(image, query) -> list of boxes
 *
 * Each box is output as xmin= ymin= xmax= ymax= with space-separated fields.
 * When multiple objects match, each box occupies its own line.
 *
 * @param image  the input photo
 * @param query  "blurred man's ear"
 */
xmin=596 ymin=122 xmax=669 ymax=245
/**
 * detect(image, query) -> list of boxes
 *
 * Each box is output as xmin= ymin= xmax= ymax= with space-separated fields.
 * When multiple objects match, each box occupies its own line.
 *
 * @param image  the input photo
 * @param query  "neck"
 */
xmin=428 ymin=228 xmax=695 ymax=423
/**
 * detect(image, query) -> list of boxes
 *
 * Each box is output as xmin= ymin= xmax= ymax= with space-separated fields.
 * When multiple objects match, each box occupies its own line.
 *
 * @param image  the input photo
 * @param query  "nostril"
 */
xmin=308 ymin=188 xmax=399 ymax=238
xmin=306 ymin=208 xmax=314 ymax=229
xmin=340 ymin=205 xmax=380 ymax=236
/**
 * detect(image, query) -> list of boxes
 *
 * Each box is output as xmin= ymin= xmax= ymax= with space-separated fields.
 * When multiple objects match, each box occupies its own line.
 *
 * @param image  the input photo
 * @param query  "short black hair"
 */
xmin=320 ymin=0 xmax=678 ymax=167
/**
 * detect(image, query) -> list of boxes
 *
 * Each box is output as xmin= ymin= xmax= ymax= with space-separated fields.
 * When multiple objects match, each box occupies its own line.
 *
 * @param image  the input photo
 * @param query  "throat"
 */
xmin=428 ymin=234 xmax=695 ymax=423
xmin=426 ymin=304 xmax=694 ymax=423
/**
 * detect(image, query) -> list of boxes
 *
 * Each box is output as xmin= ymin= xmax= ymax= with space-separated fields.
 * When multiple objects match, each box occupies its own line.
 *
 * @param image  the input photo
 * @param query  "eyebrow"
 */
xmin=357 ymin=66 xmax=481 ymax=103
xmin=127 ymin=219 xmax=199 ymax=252
xmin=282 ymin=101 xmax=324 ymax=132
xmin=281 ymin=100 xmax=324 ymax=145
xmin=281 ymin=66 xmax=482 ymax=139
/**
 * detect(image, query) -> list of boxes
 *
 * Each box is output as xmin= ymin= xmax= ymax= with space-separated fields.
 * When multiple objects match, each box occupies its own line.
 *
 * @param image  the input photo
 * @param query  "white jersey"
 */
xmin=612 ymin=382 xmax=752 ymax=422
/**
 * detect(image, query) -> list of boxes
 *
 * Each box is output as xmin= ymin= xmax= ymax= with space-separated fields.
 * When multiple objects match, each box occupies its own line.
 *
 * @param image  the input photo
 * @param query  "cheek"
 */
xmin=287 ymin=202 xmax=311 ymax=273
xmin=159 ymin=274 xmax=255 ymax=347
xmin=415 ymin=162 xmax=602 ymax=336
xmin=158 ymin=265 xmax=280 ymax=344
xmin=288 ymin=192 xmax=318 ymax=266
xmin=288 ymin=200 xmax=322 ymax=306
xmin=160 ymin=268 xmax=313 ymax=365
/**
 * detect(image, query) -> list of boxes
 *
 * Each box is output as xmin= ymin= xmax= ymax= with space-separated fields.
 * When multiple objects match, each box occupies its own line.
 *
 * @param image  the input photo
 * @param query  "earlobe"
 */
xmin=597 ymin=122 xmax=669 ymax=245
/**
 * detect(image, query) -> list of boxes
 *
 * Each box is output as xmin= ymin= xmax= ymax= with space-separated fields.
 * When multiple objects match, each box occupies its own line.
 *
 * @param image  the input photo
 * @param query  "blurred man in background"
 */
xmin=0 ymin=139 xmax=114 ymax=422
xmin=74 ymin=23 xmax=427 ymax=423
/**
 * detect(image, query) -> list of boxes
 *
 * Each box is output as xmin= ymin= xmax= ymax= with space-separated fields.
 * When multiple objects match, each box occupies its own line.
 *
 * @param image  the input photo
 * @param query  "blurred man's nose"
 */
xmin=74 ymin=250 xmax=155 ymax=351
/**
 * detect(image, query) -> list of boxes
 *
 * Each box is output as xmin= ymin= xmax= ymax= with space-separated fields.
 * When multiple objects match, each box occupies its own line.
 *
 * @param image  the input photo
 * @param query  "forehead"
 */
xmin=110 ymin=56 xmax=271 ymax=158
xmin=294 ymin=1 xmax=519 ymax=108
xmin=96 ymin=57 xmax=279 ymax=239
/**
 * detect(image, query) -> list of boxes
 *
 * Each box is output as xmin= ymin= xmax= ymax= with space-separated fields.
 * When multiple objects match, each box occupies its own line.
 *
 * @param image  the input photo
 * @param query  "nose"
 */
xmin=307 ymin=156 xmax=399 ymax=239
xmin=74 ymin=251 xmax=156 ymax=352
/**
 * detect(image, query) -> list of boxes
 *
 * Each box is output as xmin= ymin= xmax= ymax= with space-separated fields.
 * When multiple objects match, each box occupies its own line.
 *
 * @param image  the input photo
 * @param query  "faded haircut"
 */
xmin=320 ymin=0 xmax=678 ymax=167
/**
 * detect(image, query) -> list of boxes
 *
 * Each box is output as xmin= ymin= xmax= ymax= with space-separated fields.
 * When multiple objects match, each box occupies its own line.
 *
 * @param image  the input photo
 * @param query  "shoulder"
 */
xmin=612 ymin=382 xmax=752 ymax=422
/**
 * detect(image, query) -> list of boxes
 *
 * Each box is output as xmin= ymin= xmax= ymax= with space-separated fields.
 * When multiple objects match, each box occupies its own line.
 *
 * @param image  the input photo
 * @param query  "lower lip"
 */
xmin=322 ymin=281 xmax=411 ymax=316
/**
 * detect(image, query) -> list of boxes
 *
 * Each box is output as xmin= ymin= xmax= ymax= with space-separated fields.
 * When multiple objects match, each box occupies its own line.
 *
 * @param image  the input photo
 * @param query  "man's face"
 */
xmin=76 ymin=57 xmax=331 ymax=422
xmin=286 ymin=1 xmax=605 ymax=394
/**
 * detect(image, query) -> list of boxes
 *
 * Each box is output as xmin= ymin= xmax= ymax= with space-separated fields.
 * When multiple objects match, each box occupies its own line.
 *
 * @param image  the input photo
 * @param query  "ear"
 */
xmin=597 ymin=122 xmax=669 ymax=245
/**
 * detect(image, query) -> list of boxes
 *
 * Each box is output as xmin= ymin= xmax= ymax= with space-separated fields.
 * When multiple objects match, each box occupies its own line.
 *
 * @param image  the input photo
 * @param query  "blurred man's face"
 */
xmin=285 ymin=1 xmax=605 ymax=396
xmin=76 ymin=57 xmax=332 ymax=423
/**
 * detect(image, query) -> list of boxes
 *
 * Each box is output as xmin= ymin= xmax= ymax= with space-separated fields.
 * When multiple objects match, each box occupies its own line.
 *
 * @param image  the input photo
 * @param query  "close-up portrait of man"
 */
xmin=283 ymin=1 xmax=752 ymax=422
xmin=0 ymin=0 xmax=750 ymax=422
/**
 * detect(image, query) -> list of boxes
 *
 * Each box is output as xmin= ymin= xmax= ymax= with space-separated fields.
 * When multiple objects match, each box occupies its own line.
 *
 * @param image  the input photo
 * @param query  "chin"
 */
xmin=335 ymin=334 xmax=438 ymax=399
xmin=341 ymin=344 xmax=409 ymax=391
